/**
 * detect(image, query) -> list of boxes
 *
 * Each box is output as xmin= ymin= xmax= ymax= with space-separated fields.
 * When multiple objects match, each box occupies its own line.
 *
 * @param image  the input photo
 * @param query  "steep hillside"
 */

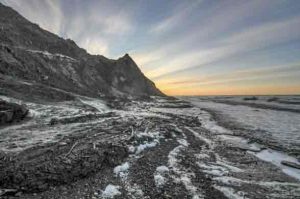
xmin=0 ymin=2 xmax=164 ymax=101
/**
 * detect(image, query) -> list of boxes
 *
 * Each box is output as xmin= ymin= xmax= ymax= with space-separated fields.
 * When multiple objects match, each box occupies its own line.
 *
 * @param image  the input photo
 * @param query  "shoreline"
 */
xmin=0 ymin=96 xmax=299 ymax=198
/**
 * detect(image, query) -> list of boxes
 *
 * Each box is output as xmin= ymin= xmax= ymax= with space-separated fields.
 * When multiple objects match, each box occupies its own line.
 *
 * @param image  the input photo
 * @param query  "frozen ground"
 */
xmin=0 ymin=95 xmax=299 ymax=198
xmin=0 ymin=95 xmax=110 ymax=152
xmin=183 ymin=96 xmax=300 ymax=155
xmin=189 ymin=95 xmax=300 ymax=112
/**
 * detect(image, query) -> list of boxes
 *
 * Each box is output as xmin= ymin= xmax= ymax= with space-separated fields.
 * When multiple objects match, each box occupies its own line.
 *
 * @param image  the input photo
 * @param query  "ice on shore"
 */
xmin=135 ymin=141 xmax=158 ymax=154
xmin=114 ymin=162 xmax=130 ymax=178
xmin=156 ymin=166 xmax=169 ymax=173
xmin=101 ymin=184 xmax=121 ymax=198
xmin=154 ymin=174 xmax=166 ymax=188
xmin=154 ymin=166 xmax=170 ymax=188
xmin=79 ymin=97 xmax=108 ymax=112
xmin=130 ymin=130 xmax=163 ymax=155
xmin=214 ymin=185 xmax=247 ymax=199
xmin=250 ymin=149 xmax=300 ymax=181
xmin=167 ymin=139 xmax=204 ymax=198
xmin=188 ymin=98 xmax=300 ymax=153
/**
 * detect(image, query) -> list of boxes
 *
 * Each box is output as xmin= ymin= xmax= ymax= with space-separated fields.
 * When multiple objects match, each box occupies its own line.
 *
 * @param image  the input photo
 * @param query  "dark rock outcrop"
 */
xmin=0 ymin=99 xmax=28 ymax=125
xmin=0 ymin=2 xmax=164 ymax=101
xmin=0 ymin=142 xmax=128 ymax=192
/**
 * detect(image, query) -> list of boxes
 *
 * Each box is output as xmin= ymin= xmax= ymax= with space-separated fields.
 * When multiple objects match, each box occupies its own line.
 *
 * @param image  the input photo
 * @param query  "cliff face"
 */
xmin=0 ymin=3 xmax=164 ymax=101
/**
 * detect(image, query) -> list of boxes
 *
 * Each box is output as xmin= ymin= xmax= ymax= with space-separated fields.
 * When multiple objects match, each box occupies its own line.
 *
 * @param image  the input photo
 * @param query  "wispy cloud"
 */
xmin=1 ymin=0 xmax=135 ymax=56
xmin=150 ymin=1 xmax=202 ymax=34
xmin=2 ymin=0 xmax=63 ymax=34
xmin=132 ymin=0 xmax=275 ymax=70
xmin=1 ymin=0 xmax=300 ymax=95
xmin=149 ymin=15 xmax=300 ymax=80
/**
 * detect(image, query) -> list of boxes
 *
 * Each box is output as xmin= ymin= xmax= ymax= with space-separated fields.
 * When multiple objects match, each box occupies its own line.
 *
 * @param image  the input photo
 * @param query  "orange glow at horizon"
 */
xmin=157 ymin=84 xmax=300 ymax=96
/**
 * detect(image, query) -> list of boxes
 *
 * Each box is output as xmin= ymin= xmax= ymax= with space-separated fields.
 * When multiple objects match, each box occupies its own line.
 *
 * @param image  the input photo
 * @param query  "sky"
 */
xmin=1 ymin=0 xmax=300 ymax=96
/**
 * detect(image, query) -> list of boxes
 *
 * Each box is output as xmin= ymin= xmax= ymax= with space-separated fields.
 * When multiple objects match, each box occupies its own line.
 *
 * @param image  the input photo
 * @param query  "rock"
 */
xmin=0 ymin=142 xmax=129 ymax=193
xmin=281 ymin=161 xmax=300 ymax=169
xmin=0 ymin=188 xmax=19 ymax=196
xmin=0 ymin=2 xmax=164 ymax=99
xmin=0 ymin=100 xmax=28 ymax=125
xmin=49 ymin=112 xmax=115 ymax=126
xmin=267 ymin=97 xmax=279 ymax=102
xmin=243 ymin=96 xmax=258 ymax=101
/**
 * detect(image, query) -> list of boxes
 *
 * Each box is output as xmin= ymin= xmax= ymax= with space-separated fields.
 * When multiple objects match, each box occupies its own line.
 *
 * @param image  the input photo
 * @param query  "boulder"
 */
xmin=0 ymin=100 xmax=28 ymax=125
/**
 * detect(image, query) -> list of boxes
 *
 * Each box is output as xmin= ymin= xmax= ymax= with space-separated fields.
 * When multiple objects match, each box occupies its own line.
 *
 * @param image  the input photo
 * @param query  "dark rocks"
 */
xmin=281 ymin=161 xmax=300 ymax=169
xmin=0 ymin=142 xmax=128 ymax=193
xmin=0 ymin=99 xmax=28 ymax=125
xmin=49 ymin=112 xmax=115 ymax=125
xmin=243 ymin=96 xmax=258 ymax=101
xmin=159 ymin=104 xmax=193 ymax=108
xmin=267 ymin=97 xmax=279 ymax=102
xmin=0 ymin=188 xmax=19 ymax=197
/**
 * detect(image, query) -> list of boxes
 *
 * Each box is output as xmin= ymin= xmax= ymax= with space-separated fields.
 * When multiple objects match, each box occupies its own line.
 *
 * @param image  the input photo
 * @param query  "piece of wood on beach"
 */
xmin=281 ymin=160 xmax=300 ymax=169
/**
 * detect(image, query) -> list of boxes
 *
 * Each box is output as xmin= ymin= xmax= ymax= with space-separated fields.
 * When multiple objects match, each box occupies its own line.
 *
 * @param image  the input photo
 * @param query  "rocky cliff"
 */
xmin=0 ymin=3 xmax=164 ymax=101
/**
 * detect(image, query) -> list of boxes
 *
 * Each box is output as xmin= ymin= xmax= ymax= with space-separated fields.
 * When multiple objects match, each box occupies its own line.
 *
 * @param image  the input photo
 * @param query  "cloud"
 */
xmin=149 ymin=15 xmax=300 ymax=80
xmin=0 ymin=0 xmax=135 ymax=57
xmin=149 ymin=1 xmax=202 ymax=34
xmin=81 ymin=38 xmax=109 ymax=55
xmin=1 ymin=0 xmax=300 ymax=95
xmin=101 ymin=14 xmax=132 ymax=35
xmin=2 ymin=0 xmax=63 ymax=34
xmin=133 ymin=1 xmax=274 ymax=69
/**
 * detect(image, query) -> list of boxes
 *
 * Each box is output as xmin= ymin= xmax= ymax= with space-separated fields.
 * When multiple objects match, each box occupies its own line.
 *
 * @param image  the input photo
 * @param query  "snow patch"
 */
xmin=197 ymin=162 xmax=228 ymax=177
xmin=125 ymin=184 xmax=144 ymax=198
xmin=154 ymin=166 xmax=170 ymax=188
xmin=135 ymin=141 xmax=158 ymax=154
xmin=154 ymin=174 xmax=166 ymax=188
xmin=195 ymin=153 xmax=210 ymax=160
xmin=129 ymin=130 xmax=163 ymax=155
xmin=185 ymin=127 xmax=213 ymax=148
xmin=101 ymin=184 xmax=121 ymax=198
xmin=79 ymin=98 xmax=108 ymax=112
xmin=167 ymin=139 xmax=204 ymax=198
xmin=27 ymin=49 xmax=77 ymax=61
xmin=156 ymin=166 xmax=169 ymax=173
xmin=114 ymin=162 xmax=130 ymax=178
xmin=214 ymin=185 xmax=248 ymax=199
xmin=177 ymin=139 xmax=189 ymax=147
xmin=214 ymin=176 xmax=300 ymax=198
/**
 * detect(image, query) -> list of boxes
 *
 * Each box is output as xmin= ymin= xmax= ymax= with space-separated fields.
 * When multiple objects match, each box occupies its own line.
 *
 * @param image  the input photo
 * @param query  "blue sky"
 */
xmin=1 ymin=0 xmax=300 ymax=95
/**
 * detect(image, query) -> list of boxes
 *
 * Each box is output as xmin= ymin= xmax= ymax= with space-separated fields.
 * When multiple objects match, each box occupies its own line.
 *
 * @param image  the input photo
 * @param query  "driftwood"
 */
xmin=0 ymin=188 xmax=19 ymax=196
xmin=64 ymin=142 xmax=79 ymax=158
xmin=281 ymin=161 xmax=300 ymax=169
